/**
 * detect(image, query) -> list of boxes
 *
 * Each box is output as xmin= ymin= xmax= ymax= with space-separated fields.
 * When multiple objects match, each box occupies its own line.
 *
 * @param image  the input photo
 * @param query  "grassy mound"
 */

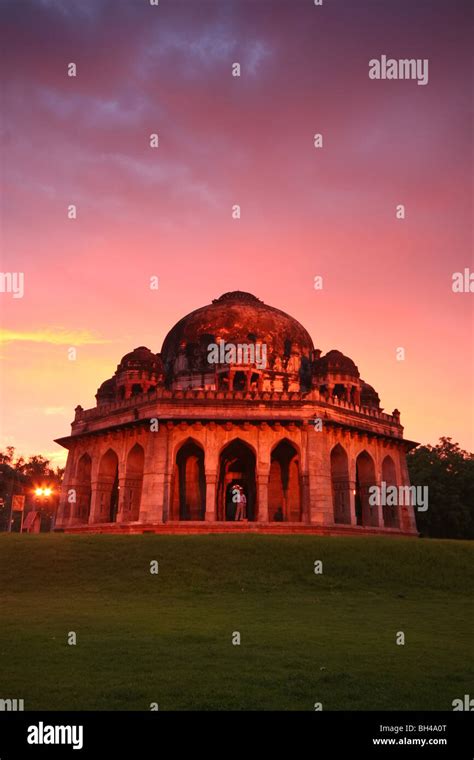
xmin=0 ymin=534 xmax=472 ymax=710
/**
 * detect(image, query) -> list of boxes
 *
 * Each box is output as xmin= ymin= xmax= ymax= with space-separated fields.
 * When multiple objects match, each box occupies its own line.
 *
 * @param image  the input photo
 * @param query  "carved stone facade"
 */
xmin=55 ymin=292 xmax=418 ymax=535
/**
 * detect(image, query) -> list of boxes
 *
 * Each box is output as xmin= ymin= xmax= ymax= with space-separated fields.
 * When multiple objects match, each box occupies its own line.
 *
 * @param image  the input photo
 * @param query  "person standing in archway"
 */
xmin=235 ymin=489 xmax=247 ymax=521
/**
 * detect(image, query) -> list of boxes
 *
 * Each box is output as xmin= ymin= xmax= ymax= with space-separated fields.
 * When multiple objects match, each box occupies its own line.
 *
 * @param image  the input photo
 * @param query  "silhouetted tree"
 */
xmin=408 ymin=438 xmax=474 ymax=539
xmin=0 ymin=448 xmax=63 ymax=531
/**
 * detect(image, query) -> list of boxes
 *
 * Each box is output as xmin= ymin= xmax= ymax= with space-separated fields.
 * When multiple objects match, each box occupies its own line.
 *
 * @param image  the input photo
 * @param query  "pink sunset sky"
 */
xmin=1 ymin=0 xmax=473 ymax=466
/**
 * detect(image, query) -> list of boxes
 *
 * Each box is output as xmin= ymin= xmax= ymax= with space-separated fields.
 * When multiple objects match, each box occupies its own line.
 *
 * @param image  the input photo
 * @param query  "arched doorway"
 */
xmin=382 ymin=455 xmax=399 ymax=528
xmin=233 ymin=371 xmax=247 ymax=391
xmin=172 ymin=440 xmax=206 ymax=520
xmin=268 ymin=440 xmax=301 ymax=522
xmin=217 ymin=439 xmax=256 ymax=521
xmin=122 ymin=443 xmax=144 ymax=522
xmin=97 ymin=449 xmax=119 ymax=523
xmin=355 ymin=451 xmax=377 ymax=527
xmin=330 ymin=444 xmax=350 ymax=524
xmin=75 ymin=453 xmax=92 ymax=524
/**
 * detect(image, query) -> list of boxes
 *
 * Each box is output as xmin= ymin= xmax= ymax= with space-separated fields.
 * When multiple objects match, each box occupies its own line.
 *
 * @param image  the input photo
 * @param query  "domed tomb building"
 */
xmin=55 ymin=292 xmax=418 ymax=534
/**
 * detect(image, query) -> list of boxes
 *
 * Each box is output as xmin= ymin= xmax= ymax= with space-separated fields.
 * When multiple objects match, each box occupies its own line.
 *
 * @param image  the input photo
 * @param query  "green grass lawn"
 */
xmin=0 ymin=534 xmax=472 ymax=710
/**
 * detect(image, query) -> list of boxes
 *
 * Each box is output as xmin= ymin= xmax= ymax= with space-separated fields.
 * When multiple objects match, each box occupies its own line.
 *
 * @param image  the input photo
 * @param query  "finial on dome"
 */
xmin=212 ymin=291 xmax=263 ymax=304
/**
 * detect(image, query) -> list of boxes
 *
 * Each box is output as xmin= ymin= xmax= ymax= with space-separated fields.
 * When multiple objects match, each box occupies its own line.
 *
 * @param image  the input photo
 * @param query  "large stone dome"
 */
xmin=160 ymin=291 xmax=315 ymax=370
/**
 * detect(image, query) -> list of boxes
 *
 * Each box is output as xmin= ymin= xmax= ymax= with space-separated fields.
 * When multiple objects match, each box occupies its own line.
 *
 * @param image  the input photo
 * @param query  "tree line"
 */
xmin=407 ymin=437 xmax=474 ymax=540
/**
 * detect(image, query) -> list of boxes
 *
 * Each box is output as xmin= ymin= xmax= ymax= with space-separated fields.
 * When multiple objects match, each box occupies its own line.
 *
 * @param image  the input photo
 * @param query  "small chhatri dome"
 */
xmin=96 ymin=377 xmax=116 ymax=403
xmin=316 ymin=349 xmax=359 ymax=378
xmin=118 ymin=346 xmax=158 ymax=371
xmin=360 ymin=380 xmax=380 ymax=408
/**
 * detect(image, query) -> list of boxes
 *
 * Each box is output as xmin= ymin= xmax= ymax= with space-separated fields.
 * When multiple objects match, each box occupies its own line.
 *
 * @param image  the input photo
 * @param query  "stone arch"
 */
xmin=268 ymin=439 xmax=301 ymax=522
xmin=97 ymin=448 xmax=120 ymax=523
xmin=330 ymin=444 xmax=350 ymax=524
xmin=217 ymin=436 xmax=258 ymax=461
xmin=217 ymin=438 xmax=256 ymax=521
xmin=172 ymin=438 xmax=206 ymax=521
xmin=74 ymin=452 xmax=92 ymax=524
xmin=382 ymin=454 xmax=399 ymax=528
xmin=355 ymin=450 xmax=377 ymax=527
xmin=270 ymin=437 xmax=301 ymax=460
xmin=121 ymin=443 xmax=145 ymax=522
xmin=172 ymin=435 xmax=205 ymax=463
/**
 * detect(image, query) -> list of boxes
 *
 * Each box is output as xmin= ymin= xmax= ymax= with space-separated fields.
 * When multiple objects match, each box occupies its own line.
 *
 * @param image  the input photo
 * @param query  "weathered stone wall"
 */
xmin=56 ymin=413 xmax=418 ymax=534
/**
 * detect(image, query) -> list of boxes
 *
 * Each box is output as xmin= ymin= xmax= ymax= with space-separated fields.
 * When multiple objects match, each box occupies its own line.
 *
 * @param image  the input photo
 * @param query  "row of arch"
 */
xmin=169 ymin=438 xmax=301 ymax=522
xmin=68 ymin=439 xmax=400 ymax=529
xmin=68 ymin=438 xmax=301 ymax=524
xmin=72 ymin=443 xmax=144 ymax=524
xmin=331 ymin=444 xmax=399 ymax=528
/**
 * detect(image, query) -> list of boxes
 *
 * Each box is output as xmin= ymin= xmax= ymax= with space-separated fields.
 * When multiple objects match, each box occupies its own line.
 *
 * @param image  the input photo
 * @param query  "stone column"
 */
xmin=89 ymin=480 xmax=109 ymax=524
xmin=348 ymin=457 xmax=357 ymax=525
xmin=307 ymin=428 xmax=333 ymax=525
xmin=55 ymin=449 xmax=76 ymax=529
xmin=139 ymin=428 xmax=168 ymax=524
xmin=301 ymin=473 xmax=310 ymax=523
xmin=203 ymin=424 xmax=219 ymax=521
xmin=257 ymin=470 xmax=269 ymax=522
xmin=299 ymin=422 xmax=311 ymax=523
xmin=162 ymin=464 xmax=174 ymax=522
xmin=256 ymin=425 xmax=271 ymax=523
xmin=373 ymin=480 xmax=383 ymax=527
xmin=348 ymin=482 xmax=357 ymax=525
xmin=204 ymin=471 xmax=217 ymax=521
xmin=115 ymin=474 xmax=128 ymax=523
xmin=69 ymin=483 xmax=92 ymax=526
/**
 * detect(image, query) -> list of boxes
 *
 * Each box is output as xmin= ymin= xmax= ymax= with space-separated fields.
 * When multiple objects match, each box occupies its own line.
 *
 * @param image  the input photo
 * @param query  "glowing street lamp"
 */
xmin=34 ymin=487 xmax=54 ymax=497
xmin=32 ymin=485 xmax=55 ymax=531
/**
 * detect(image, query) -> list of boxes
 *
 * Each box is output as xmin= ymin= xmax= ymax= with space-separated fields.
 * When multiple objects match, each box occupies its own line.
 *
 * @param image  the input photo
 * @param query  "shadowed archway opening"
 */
xmin=233 ymin=371 xmax=247 ymax=391
xmin=330 ymin=444 xmax=351 ymax=524
xmin=74 ymin=453 xmax=92 ymax=524
xmin=382 ymin=455 xmax=399 ymax=528
xmin=173 ymin=440 xmax=206 ymax=520
xmin=217 ymin=439 xmax=256 ymax=521
xmin=268 ymin=440 xmax=301 ymax=522
xmin=121 ymin=443 xmax=144 ymax=522
xmin=355 ymin=451 xmax=377 ymax=527
xmin=98 ymin=449 xmax=119 ymax=523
